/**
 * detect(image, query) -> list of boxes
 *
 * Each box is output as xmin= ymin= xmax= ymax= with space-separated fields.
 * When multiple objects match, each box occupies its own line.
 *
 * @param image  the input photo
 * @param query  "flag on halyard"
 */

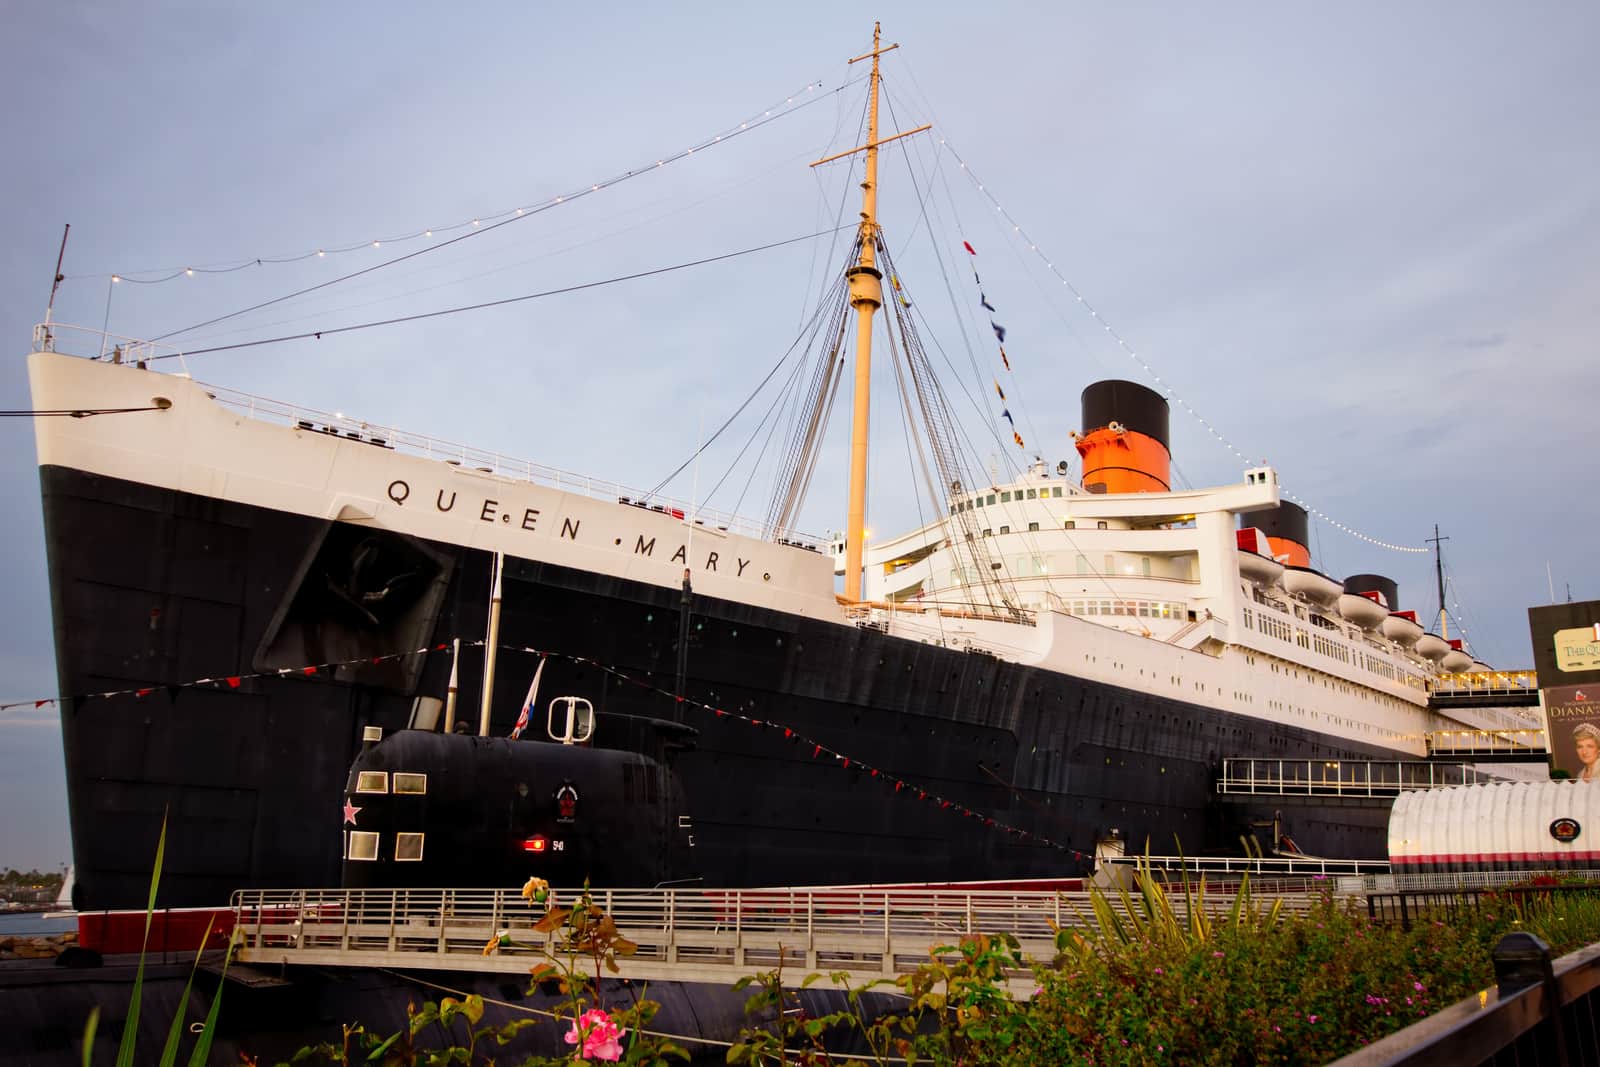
xmin=963 ymin=240 xmax=977 ymax=255
xmin=510 ymin=658 xmax=546 ymax=740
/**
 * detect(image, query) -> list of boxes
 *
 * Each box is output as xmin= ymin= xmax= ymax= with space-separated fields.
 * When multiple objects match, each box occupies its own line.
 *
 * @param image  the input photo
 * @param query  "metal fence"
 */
xmin=1330 ymin=933 xmax=1600 ymax=1066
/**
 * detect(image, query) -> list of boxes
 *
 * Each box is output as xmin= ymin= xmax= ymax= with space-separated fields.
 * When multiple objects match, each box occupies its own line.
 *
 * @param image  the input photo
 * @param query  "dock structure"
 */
xmin=1215 ymin=757 xmax=1499 ymax=799
xmin=229 ymin=884 xmax=1325 ymax=993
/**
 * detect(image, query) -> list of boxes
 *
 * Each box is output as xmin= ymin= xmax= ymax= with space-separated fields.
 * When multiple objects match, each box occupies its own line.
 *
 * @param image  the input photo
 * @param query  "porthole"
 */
xmin=347 ymin=831 xmax=379 ymax=861
xmin=395 ymin=833 xmax=425 ymax=862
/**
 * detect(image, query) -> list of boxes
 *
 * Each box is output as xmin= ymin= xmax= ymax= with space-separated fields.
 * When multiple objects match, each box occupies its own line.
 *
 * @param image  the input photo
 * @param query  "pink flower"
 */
xmin=1414 ymin=981 xmax=1426 ymax=992
xmin=1153 ymin=967 xmax=1163 ymax=975
xmin=1213 ymin=951 xmax=1224 ymax=958
xmin=1307 ymin=1015 xmax=1319 ymax=1024
xmin=565 ymin=1008 xmax=625 ymax=1062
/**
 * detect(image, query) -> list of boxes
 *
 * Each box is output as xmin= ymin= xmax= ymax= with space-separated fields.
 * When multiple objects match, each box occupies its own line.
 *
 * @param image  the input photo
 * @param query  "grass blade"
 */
xmin=81 ymin=1006 xmax=99 ymax=1067
xmin=158 ymin=915 xmax=215 ymax=1067
xmin=186 ymin=928 xmax=239 ymax=1067
xmin=116 ymin=811 xmax=167 ymax=1067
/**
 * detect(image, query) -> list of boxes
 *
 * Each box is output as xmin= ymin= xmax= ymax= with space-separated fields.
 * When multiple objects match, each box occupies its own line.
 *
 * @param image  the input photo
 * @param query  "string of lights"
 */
xmin=935 ymin=139 xmax=1427 ymax=555
xmin=75 ymin=78 xmax=848 ymax=286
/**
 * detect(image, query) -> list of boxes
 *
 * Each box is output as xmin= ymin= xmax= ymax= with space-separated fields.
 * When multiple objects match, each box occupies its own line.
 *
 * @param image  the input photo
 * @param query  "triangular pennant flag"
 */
xmin=35 ymin=699 xmax=51 ymax=708
xmin=980 ymin=293 xmax=995 ymax=312
xmin=999 ymin=345 xmax=1010 ymax=370
xmin=1013 ymin=430 xmax=1026 ymax=448
xmin=991 ymin=321 xmax=1006 ymax=343
xmin=1001 ymin=408 xmax=1014 ymax=425
xmin=899 ymin=295 xmax=912 ymax=308
xmin=963 ymin=240 xmax=977 ymax=255
xmin=994 ymin=380 xmax=1005 ymax=401
xmin=890 ymin=274 xmax=902 ymax=292
xmin=226 ymin=677 xmax=242 ymax=689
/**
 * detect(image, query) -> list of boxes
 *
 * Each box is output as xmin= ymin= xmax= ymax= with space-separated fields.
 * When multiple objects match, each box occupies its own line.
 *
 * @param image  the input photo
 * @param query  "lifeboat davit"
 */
xmin=1414 ymin=633 xmax=1450 ymax=662
xmin=1337 ymin=591 xmax=1388 ymax=631
xmin=1380 ymin=609 xmax=1425 ymax=649
xmin=1283 ymin=565 xmax=1343 ymax=608
xmin=1441 ymin=639 xmax=1475 ymax=673
xmin=1236 ymin=529 xmax=1284 ymax=587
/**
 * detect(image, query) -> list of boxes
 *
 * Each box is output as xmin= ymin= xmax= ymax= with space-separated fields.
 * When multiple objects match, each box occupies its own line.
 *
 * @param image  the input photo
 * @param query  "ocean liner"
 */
xmin=25 ymin=27 xmax=1533 ymax=931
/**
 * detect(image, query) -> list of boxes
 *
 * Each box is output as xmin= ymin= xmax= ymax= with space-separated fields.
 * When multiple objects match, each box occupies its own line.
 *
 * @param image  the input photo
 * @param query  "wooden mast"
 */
xmin=811 ymin=24 xmax=929 ymax=601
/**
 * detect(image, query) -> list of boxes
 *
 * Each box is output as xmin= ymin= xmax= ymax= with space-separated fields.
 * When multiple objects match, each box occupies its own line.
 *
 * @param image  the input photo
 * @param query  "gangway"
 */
xmin=1216 ymin=758 xmax=1489 ymax=798
xmin=229 ymin=883 xmax=1324 ymax=993
xmin=1423 ymin=729 xmax=1548 ymax=760
xmin=1427 ymin=670 xmax=1540 ymax=708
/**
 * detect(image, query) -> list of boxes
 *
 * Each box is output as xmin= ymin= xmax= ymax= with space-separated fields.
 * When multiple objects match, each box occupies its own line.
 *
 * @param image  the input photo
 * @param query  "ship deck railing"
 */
xmin=1218 ymin=757 xmax=1494 ymax=797
xmin=1427 ymin=670 xmax=1539 ymax=697
xmin=32 ymin=321 xmax=825 ymax=552
xmin=228 ymin=884 xmax=1327 ymax=991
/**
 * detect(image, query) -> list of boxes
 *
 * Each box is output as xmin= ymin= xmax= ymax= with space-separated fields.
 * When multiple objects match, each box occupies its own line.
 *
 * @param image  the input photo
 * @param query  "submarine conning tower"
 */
xmin=1249 ymin=501 xmax=1311 ymax=568
xmin=1344 ymin=573 xmax=1399 ymax=611
xmin=1075 ymin=379 xmax=1171 ymax=493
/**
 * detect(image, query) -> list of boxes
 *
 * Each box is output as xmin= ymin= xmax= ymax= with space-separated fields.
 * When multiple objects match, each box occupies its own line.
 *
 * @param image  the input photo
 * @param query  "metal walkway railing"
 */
xmin=229 ymin=884 xmax=1324 ymax=992
xmin=1217 ymin=758 xmax=1489 ymax=797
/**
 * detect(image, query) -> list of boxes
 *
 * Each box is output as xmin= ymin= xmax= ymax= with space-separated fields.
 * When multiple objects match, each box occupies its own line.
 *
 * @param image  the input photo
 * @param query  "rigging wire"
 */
xmin=143 ymin=227 xmax=851 ymax=360
xmin=935 ymin=137 xmax=1427 ymax=555
xmin=76 ymin=78 xmax=856 ymax=287
xmin=0 ymin=406 xmax=169 ymax=418
xmin=648 ymin=275 xmax=848 ymax=501
xmin=144 ymin=79 xmax=860 ymax=343
xmin=176 ymin=144 xmax=832 ymax=350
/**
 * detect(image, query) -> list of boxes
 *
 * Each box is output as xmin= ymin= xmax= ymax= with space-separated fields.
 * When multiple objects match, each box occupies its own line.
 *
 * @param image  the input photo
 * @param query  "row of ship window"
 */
xmin=345 ymin=831 xmax=424 ymax=862
xmin=1242 ymin=607 xmax=1420 ymax=688
xmin=951 ymin=486 xmax=1068 ymax=512
xmin=355 ymin=771 xmax=427 ymax=795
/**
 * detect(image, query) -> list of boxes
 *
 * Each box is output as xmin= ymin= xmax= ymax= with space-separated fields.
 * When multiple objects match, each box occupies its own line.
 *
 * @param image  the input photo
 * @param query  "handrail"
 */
xmin=31 ymin=322 xmax=824 ymax=549
xmin=1217 ymin=758 xmax=1487 ymax=797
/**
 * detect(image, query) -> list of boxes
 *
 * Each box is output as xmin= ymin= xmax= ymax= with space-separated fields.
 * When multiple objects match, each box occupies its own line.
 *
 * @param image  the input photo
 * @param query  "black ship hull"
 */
xmin=42 ymin=464 xmax=1401 ymax=912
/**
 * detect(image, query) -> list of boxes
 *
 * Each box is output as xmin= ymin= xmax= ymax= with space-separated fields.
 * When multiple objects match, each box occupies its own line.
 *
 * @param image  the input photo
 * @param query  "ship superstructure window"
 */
xmin=1028 ymin=522 xmax=1040 ymax=532
xmin=347 ymin=831 xmax=379 ymax=861
xmin=987 ymin=494 xmax=996 ymax=505
xmin=1000 ymin=526 xmax=1010 ymax=535
xmin=356 ymin=771 xmax=388 ymax=794
xmin=1002 ymin=491 xmax=1012 ymax=502
xmin=393 ymin=772 xmax=427 ymax=795
xmin=1052 ymin=487 xmax=1064 ymax=498
xmin=395 ymin=832 xmax=425 ymax=861
xmin=1097 ymin=521 xmax=1108 ymax=530
xmin=1065 ymin=520 xmax=1075 ymax=529
xmin=1027 ymin=489 xmax=1037 ymax=499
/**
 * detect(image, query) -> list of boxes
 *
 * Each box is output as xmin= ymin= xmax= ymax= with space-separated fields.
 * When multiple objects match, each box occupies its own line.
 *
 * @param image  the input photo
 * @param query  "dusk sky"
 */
xmin=2 ymin=2 xmax=1595 ymax=871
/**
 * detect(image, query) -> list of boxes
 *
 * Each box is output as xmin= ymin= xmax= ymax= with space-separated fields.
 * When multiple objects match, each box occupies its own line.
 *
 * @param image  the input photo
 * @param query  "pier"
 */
xmin=229 ymin=883 xmax=1326 ymax=994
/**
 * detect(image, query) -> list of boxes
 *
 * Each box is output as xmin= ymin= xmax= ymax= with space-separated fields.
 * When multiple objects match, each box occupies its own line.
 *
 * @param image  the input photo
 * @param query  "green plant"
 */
xmin=82 ymin=811 xmax=241 ymax=1067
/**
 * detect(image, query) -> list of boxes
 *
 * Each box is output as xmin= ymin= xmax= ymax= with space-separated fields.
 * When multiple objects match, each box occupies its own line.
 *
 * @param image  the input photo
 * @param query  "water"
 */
xmin=0 ymin=911 xmax=75 ymax=936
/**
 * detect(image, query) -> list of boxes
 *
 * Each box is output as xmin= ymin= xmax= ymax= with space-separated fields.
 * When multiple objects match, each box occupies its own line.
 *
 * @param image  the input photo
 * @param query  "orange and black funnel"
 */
xmin=1075 ymin=380 xmax=1170 ymax=494
xmin=1249 ymin=501 xmax=1311 ymax=568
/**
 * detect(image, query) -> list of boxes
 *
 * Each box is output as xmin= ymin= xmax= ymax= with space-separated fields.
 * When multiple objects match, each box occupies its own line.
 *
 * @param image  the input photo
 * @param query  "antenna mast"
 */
xmin=1426 ymin=524 xmax=1449 ymax=639
xmin=810 ymin=24 xmax=930 ymax=601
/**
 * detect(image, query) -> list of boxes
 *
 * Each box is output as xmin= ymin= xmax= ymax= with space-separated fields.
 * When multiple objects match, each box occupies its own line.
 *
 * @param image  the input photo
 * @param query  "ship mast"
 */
xmin=1427 ymin=524 xmax=1449 ymax=639
xmin=811 ymin=23 xmax=930 ymax=601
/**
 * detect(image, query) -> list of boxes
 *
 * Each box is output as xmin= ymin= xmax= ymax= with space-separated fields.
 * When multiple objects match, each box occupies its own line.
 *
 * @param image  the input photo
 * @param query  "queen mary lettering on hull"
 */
xmin=25 ymin=26 xmax=1523 ymax=926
